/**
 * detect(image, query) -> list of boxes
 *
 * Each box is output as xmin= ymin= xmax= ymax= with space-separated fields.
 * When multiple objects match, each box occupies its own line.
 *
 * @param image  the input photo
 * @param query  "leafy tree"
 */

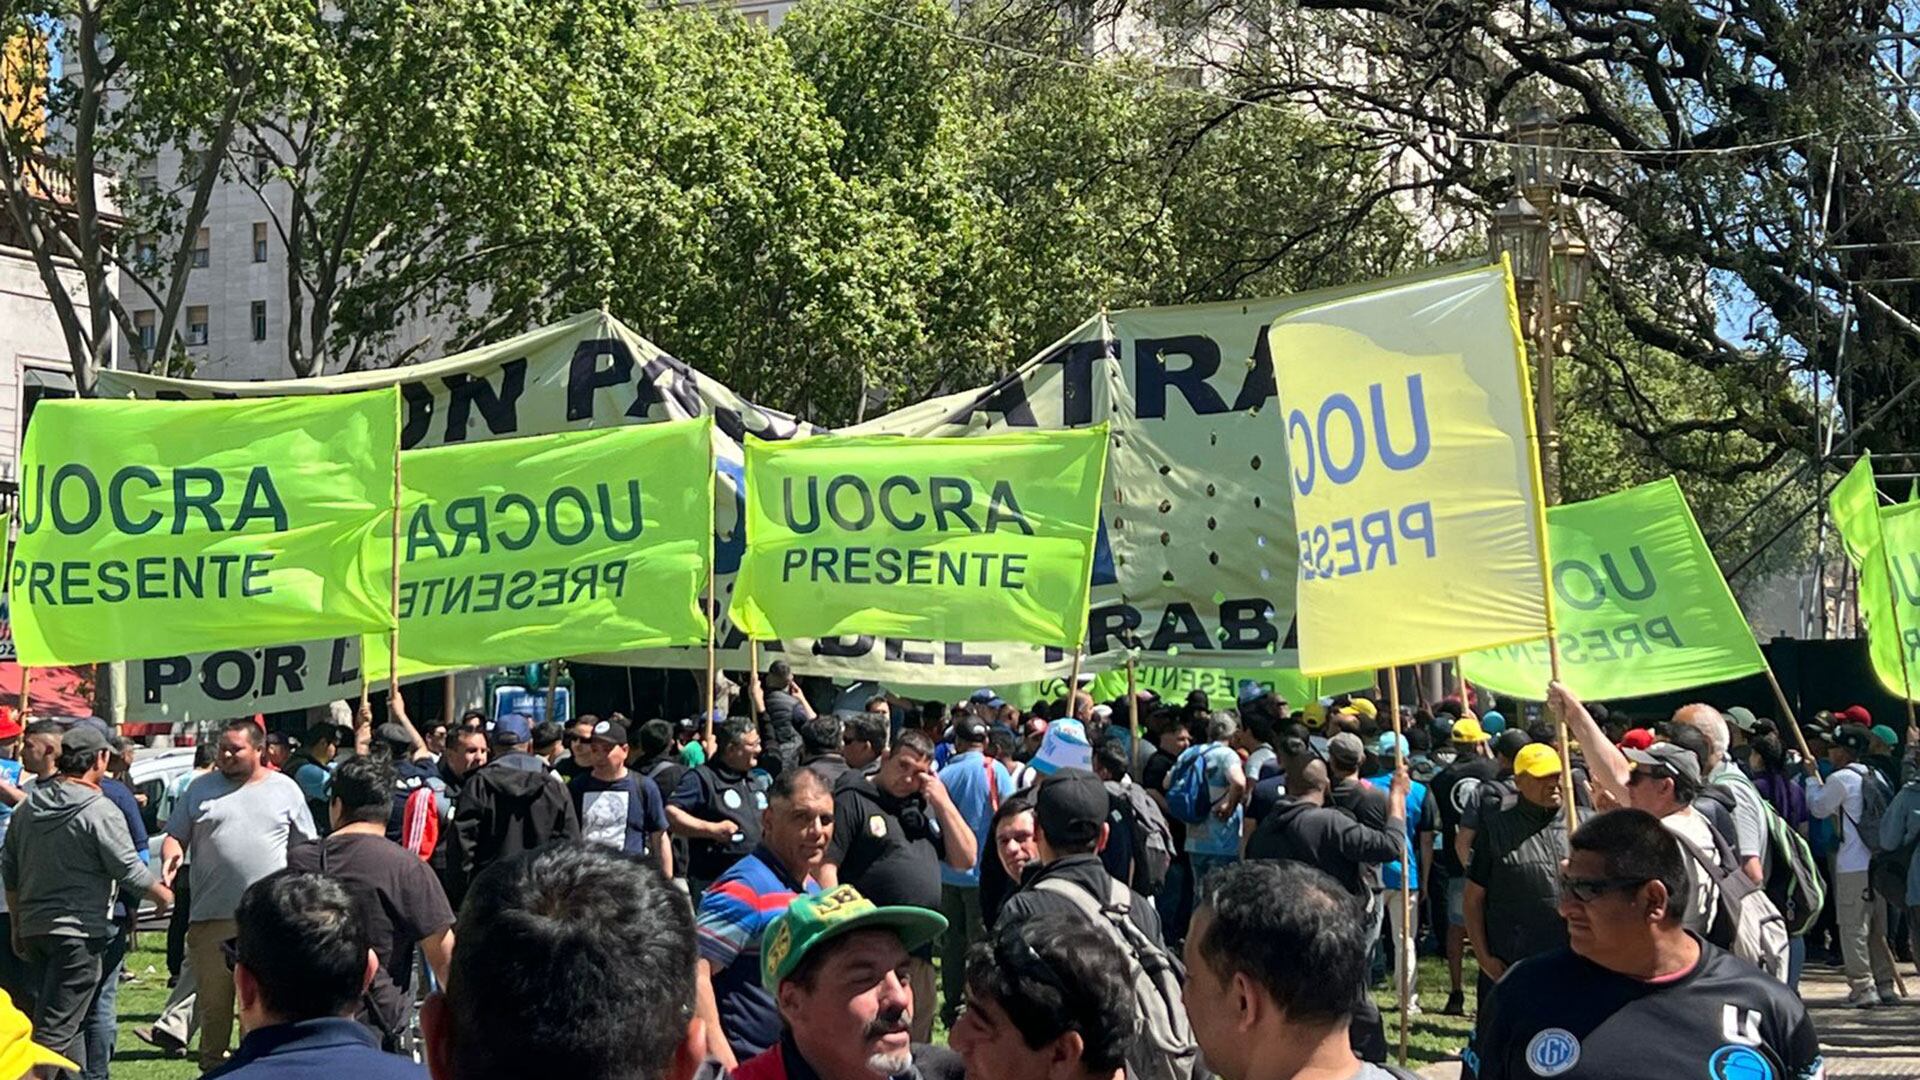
xmin=0 ymin=0 xmax=313 ymax=388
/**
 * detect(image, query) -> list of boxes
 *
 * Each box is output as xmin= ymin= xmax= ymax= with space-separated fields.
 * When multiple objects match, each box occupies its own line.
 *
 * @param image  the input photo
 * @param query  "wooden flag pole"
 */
xmin=1126 ymin=655 xmax=1140 ymax=741
xmin=748 ymin=640 xmax=761 ymax=725
xmin=1761 ymin=664 xmax=1816 ymax=771
xmin=705 ymin=556 xmax=719 ymax=743
xmin=1546 ymin=635 xmax=1579 ymax=834
xmin=1066 ymin=648 xmax=1084 ymax=713
xmin=16 ymin=666 xmax=29 ymax=719
xmin=704 ymin=433 xmax=719 ymax=744
xmin=1388 ymin=667 xmax=1411 ymax=1066
xmin=389 ymin=418 xmax=403 ymax=712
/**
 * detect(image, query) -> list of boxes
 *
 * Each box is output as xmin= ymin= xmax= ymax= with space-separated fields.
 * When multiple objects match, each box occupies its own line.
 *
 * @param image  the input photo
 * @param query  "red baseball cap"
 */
xmin=1618 ymin=728 xmax=1655 ymax=751
xmin=1839 ymin=705 xmax=1873 ymax=726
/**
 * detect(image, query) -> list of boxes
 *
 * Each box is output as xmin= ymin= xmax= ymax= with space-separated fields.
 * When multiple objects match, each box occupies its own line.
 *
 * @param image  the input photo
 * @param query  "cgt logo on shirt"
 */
xmin=1525 ymin=1029 xmax=1580 ymax=1077
xmin=1708 ymin=1045 xmax=1776 ymax=1080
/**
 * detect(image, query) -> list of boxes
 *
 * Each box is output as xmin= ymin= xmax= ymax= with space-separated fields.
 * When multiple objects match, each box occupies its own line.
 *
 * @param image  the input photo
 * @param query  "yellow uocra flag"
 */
xmin=1267 ymin=262 xmax=1553 ymax=674
xmin=366 ymin=419 xmax=715 ymax=679
xmin=730 ymin=428 xmax=1109 ymax=648
xmin=10 ymin=390 xmax=400 ymax=666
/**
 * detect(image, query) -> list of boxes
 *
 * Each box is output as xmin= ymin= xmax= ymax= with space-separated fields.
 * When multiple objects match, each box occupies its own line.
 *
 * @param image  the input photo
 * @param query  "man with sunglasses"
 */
xmin=949 ymin=913 xmax=1134 ymax=1080
xmin=1462 ymin=809 xmax=1821 ymax=1080
xmin=1551 ymin=685 xmax=1721 ymax=936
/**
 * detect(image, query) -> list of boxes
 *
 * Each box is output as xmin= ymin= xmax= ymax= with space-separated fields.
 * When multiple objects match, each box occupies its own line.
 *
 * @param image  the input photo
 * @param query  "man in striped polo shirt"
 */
xmin=694 ymin=765 xmax=835 ymax=1070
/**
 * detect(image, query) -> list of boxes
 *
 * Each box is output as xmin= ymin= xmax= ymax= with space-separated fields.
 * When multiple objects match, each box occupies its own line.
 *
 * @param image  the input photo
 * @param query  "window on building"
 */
xmin=252 ymin=222 xmax=268 ymax=263
xmin=251 ymin=300 xmax=268 ymax=342
xmin=192 ymin=227 xmax=210 ymax=268
xmin=134 ymin=235 xmax=157 ymax=269
xmin=187 ymin=305 xmax=209 ymax=346
xmin=134 ymin=310 xmax=156 ymax=353
xmin=256 ymin=155 xmax=271 ymax=182
xmin=743 ymin=9 xmax=770 ymax=25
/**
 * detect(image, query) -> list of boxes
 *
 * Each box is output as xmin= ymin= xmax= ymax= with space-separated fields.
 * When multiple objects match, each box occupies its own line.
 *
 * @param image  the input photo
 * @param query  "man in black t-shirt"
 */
xmin=820 ymin=729 xmax=977 ymax=1043
xmin=1429 ymin=715 xmax=1499 ymax=1015
xmin=569 ymin=719 xmax=670 ymax=876
xmin=286 ymin=754 xmax=454 ymax=1050
xmin=1464 ymin=808 xmax=1822 ymax=1080
xmin=1141 ymin=711 xmax=1193 ymax=939
xmin=669 ymin=719 xmax=767 ymax=892
xmin=635 ymin=719 xmax=691 ymax=882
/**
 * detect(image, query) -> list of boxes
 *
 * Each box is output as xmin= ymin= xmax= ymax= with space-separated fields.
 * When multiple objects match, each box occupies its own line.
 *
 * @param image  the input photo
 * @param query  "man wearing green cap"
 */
xmin=733 ymin=885 xmax=961 ymax=1080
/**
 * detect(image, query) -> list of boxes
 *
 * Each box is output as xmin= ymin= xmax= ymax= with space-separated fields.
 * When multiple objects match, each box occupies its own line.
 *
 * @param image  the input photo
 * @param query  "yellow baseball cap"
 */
xmin=0 ymin=991 xmax=76 ymax=1078
xmin=1302 ymin=702 xmax=1328 ymax=730
xmin=1514 ymin=744 xmax=1563 ymax=778
xmin=1450 ymin=717 xmax=1489 ymax=744
xmin=1348 ymin=698 xmax=1378 ymax=720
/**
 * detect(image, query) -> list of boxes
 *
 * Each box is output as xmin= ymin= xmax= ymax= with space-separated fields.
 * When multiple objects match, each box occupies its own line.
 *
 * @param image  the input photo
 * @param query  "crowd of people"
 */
xmin=0 ymin=658 xmax=1898 ymax=1079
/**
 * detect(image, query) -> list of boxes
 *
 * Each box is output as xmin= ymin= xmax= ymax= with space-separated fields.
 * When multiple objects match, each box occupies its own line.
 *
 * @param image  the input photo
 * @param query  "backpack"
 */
xmin=1847 ymin=763 xmax=1896 ymax=853
xmin=1107 ymin=779 xmax=1174 ymax=894
xmin=1034 ymin=876 xmax=1199 ymax=1080
xmin=1714 ymin=770 xmax=1827 ymax=936
xmin=1872 ymin=779 xmax=1920 ymax=905
xmin=1164 ymin=744 xmax=1212 ymax=825
xmin=284 ymin=753 xmax=333 ymax=834
xmin=1675 ymin=821 xmax=1790 ymax=983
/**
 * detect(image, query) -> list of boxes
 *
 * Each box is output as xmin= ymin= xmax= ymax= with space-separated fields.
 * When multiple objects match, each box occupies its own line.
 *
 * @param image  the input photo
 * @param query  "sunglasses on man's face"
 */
xmin=1558 ymin=874 xmax=1650 ymax=904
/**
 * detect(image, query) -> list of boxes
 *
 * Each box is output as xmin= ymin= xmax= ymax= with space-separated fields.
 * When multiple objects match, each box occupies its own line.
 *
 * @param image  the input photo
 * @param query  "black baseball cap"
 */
xmin=375 ymin=722 xmax=414 ymax=750
xmin=1493 ymin=729 xmax=1532 ymax=760
xmin=954 ymin=718 xmax=990 ymax=744
xmin=1034 ymin=768 xmax=1109 ymax=847
xmin=1835 ymin=724 xmax=1874 ymax=754
xmin=588 ymin=718 xmax=629 ymax=745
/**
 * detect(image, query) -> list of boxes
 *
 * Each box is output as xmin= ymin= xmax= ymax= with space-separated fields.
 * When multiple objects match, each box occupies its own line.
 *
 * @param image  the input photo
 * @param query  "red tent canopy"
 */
xmin=0 ymin=664 xmax=94 ymax=717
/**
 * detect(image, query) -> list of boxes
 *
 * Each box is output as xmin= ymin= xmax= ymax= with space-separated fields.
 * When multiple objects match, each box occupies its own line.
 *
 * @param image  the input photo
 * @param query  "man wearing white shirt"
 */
xmin=1809 ymin=723 xmax=1898 ymax=1007
xmin=1549 ymin=687 xmax=1719 ymax=935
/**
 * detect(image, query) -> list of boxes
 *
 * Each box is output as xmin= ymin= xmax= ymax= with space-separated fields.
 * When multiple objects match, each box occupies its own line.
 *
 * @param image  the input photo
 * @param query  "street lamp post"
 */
xmin=1490 ymin=108 xmax=1591 ymax=506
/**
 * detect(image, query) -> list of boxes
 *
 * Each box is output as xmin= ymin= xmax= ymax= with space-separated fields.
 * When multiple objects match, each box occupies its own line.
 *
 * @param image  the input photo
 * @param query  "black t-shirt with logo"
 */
xmin=1463 ymin=938 xmax=1822 ymax=1080
xmin=286 ymin=832 xmax=455 ymax=1036
xmin=826 ymin=777 xmax=944 ymax=916
xmin=1432 ymin=756 xmax=1501 ymax=875
xmin=670 ymin=762 xmax=767 ymax=885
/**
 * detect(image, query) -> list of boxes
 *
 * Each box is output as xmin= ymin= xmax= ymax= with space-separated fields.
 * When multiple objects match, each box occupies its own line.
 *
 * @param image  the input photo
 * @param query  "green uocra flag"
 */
xmin=10 ymin=390 xmax=400 ymax=666
xmin=1461 ymin=477 xmax=1765 ymax=701
xmin=366 ymin=419 xmax=715 ymax=679
xmin=730 ymin=427 xmax=1109 ymax=648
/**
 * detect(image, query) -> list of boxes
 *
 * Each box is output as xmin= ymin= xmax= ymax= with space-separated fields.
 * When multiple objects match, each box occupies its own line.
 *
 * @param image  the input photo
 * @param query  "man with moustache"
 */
xmin=733 ymin=886 xmax=960 ymax=1080
xmin=694 ymin=767 xmax=835 ymax=1070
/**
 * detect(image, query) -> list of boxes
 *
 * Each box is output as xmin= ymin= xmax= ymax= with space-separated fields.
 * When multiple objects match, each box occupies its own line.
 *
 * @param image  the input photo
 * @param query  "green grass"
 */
xmin=1371 ymin=954 xmax=1483 ymax=1069
xmin=107 ymin=939 xmax=199 ymax=1080
xmin=104 ymin=936 xmax=1479 ymax=1077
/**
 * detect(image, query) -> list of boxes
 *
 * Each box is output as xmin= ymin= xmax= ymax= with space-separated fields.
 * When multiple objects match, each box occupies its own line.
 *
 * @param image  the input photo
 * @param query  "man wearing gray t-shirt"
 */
xmin=160 ymin=719 xmax=316 ymax=1070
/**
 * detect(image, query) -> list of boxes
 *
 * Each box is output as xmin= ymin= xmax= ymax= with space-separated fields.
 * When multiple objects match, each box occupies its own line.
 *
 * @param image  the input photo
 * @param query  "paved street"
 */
xmin=1415 ymin=962 xmax=1920 ymax=1080
xmin=1798 ymin=964 xmax=1920 ymax=1078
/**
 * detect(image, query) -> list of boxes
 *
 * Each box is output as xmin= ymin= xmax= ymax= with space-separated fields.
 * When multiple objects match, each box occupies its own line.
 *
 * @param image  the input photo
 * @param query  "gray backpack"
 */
xmin=1035 ymin=876 xmax=1199 ymax=1080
